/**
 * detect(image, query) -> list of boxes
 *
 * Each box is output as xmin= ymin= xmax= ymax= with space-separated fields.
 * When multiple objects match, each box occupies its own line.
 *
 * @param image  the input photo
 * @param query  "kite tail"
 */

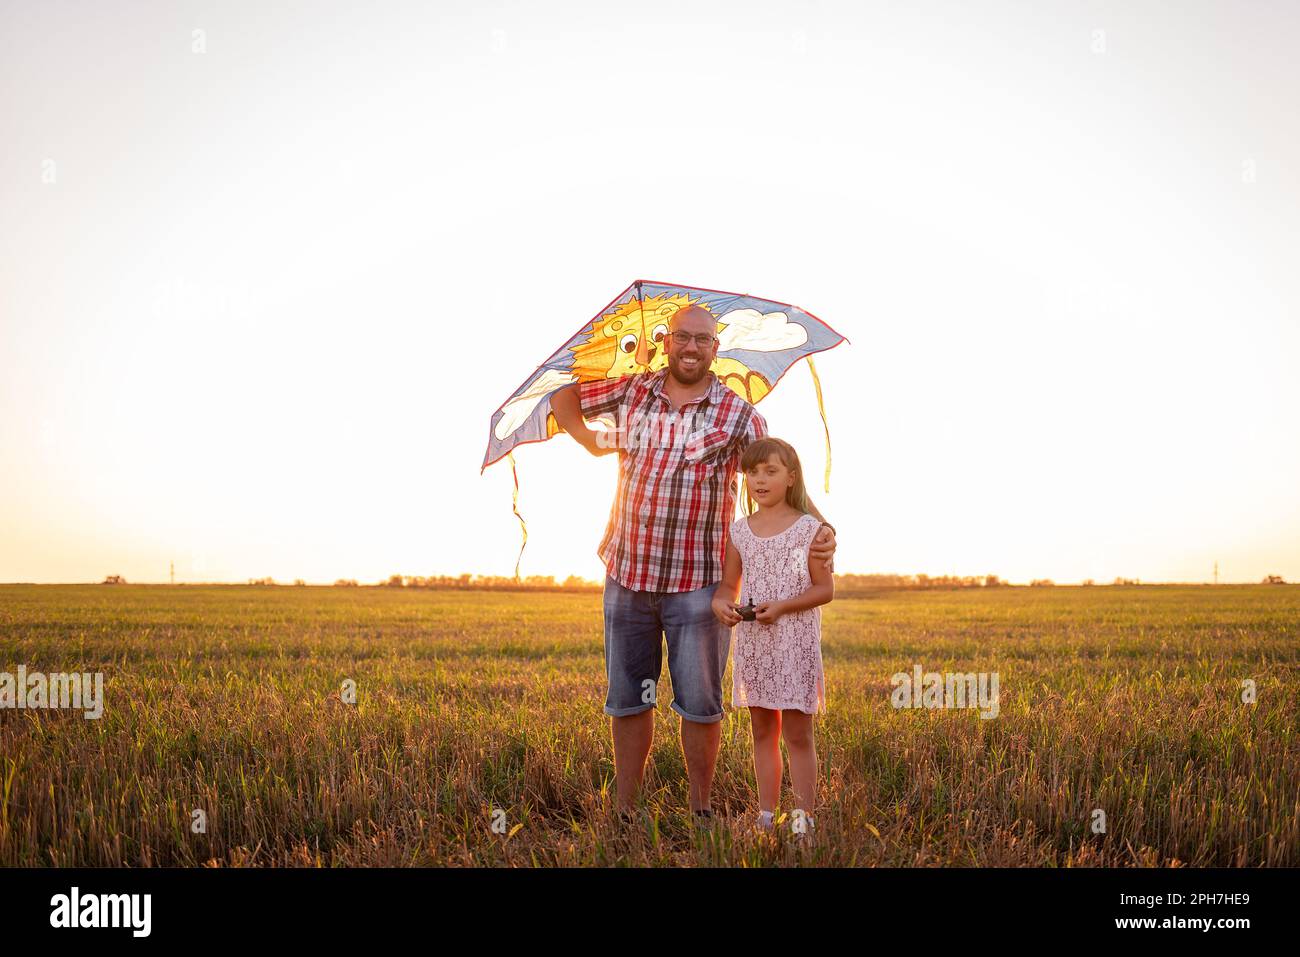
xmin=508 ymin=451 xmax=527 ymax=580
xmin=807 ymin=356 xmax=832 ymax=493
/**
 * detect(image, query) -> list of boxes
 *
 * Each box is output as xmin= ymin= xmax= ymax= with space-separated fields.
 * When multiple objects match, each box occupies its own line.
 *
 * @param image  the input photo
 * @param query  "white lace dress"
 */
xmin=729 ymin=512 xmax=825 ymax=714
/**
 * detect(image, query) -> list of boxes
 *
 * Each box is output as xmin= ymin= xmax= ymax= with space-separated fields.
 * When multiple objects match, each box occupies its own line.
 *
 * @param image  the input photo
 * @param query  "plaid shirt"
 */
xmin=579 ymin=367 xmax=768 ymax=593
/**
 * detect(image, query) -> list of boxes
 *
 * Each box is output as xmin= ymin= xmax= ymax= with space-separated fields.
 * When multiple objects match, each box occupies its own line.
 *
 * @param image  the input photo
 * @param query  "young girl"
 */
xmin=712 ymin=437 xmax=834 ymax=836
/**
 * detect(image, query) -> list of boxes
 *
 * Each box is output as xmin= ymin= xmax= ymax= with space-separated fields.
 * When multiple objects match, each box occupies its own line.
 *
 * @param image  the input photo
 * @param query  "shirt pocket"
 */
xmin=682 ymin=427 xmax=731 ymax=465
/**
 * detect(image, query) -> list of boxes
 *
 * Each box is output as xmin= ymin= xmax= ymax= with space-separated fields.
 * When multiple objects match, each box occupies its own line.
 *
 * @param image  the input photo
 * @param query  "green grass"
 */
xmin=0 ymin=583 xmax=1295 ymax=866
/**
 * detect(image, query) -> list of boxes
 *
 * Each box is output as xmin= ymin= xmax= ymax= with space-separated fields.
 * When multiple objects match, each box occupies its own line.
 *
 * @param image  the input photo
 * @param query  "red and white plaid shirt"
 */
xmin=579 ymin=367 xmax=768 ymax=593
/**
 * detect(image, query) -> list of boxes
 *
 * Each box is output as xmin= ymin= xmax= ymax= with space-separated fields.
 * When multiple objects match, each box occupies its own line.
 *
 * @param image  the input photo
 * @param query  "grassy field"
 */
xmin=0 ymin=583 xmax=1295 ymax=867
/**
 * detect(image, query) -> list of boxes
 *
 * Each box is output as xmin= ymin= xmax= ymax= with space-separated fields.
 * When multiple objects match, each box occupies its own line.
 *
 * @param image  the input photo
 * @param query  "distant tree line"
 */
xmin=377 ymin=573 xmax=1014 ymax=592
xmin=379 ymin=574 xmax=602 ymax=592
xmin=833 ymin=573 xmax=1008 ymax=590
xmin=103 ymin=571 xmax=1293 ymax=589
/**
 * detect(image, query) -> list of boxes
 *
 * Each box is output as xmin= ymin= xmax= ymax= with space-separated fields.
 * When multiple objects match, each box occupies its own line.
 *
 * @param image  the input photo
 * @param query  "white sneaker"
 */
xmin=753 ymin=810 xmax=775 ymax=833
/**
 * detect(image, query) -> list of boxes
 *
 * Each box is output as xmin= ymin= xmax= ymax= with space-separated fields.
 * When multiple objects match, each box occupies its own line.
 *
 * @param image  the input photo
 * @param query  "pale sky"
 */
xmin=2 ymin=0 xmax=1297 ymax=585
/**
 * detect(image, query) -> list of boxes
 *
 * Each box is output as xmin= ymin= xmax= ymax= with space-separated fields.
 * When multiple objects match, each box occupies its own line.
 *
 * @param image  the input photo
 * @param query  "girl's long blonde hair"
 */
xmin=740 ymin=437 xmax=810 ymax=515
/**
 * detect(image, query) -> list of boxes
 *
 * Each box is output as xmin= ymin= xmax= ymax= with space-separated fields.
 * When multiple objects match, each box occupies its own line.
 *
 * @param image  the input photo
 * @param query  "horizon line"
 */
xmin=1 ymin=577 xmax=1291 ymax=588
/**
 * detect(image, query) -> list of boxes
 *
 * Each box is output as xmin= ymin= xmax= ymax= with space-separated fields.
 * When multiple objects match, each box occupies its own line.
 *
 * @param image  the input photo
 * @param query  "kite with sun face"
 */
xmin=481 ymin=279 xmax=849 ymax=575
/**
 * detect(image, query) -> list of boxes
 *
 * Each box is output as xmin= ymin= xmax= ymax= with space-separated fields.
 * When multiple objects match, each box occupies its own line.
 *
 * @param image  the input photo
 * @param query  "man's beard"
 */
xmin=668 ymin=353 xmax=709 ymax=385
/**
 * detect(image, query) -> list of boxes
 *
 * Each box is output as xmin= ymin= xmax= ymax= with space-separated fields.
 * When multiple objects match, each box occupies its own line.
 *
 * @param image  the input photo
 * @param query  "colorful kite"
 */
xmin=481 ymin=279 xmax=849 ymax=576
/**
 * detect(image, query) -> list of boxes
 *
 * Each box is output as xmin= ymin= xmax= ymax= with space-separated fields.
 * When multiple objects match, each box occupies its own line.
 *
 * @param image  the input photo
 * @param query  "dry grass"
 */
xmin=0 ymin=583 xmax=1295 ymax=866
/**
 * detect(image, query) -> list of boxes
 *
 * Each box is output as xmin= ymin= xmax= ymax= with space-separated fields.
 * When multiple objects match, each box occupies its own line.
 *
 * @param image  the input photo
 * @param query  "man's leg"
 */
xmin=611 ymin=711 xmax=654 ymax=813
xmin=601 ymin=575 xmax=663 ymax=812
xmin=680 ymin=714 xmax=722 ymax=813
xmin=662 ymin=581 xmax=731 ymax=814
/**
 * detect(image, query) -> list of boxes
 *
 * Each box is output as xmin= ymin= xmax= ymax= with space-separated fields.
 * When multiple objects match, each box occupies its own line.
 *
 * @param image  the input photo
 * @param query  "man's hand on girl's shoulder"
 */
xmin=810 ymin=523 xmax=837 ymax=571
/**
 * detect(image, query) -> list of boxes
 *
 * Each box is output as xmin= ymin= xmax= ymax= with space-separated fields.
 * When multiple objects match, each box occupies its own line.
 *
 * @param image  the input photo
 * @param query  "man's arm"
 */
xmin=804 ymin=495 xmax=837 ymax=570
xmin=551 ymin=382 xmax=617 ymax=457
xmin=710 ymin=539 xmax=744 ymax=626
xmin=741 ymin=407 xmax=769 ymax=449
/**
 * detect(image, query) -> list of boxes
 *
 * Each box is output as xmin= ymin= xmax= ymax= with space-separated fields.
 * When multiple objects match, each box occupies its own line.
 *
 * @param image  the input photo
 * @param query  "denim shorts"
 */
xmin=602 ymin=574 xmax=731 ymax=723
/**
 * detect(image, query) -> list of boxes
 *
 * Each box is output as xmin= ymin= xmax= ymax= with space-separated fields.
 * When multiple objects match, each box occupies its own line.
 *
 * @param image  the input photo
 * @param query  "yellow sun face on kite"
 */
xmin=570 ymin=293 xmax=711 ymax=379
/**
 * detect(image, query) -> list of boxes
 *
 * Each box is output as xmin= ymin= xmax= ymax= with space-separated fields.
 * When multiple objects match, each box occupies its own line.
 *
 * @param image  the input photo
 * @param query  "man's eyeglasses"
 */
xmin=670 ymin=331 xmax=716 ymax=349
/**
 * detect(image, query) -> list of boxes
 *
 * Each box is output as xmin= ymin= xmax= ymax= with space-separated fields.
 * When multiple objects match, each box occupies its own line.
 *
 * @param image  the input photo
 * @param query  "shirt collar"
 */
xmin=649 ymin=367 xmax=724 ymax=408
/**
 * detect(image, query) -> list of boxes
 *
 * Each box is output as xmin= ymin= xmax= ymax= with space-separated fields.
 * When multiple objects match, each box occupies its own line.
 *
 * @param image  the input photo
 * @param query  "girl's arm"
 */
xmin=711 ymin=539 xmax=744 ymax=625
xmin=780 ymin=553 xmax=834 ymax=612
xmin=754 ymin=540 xmax=834 ymax=623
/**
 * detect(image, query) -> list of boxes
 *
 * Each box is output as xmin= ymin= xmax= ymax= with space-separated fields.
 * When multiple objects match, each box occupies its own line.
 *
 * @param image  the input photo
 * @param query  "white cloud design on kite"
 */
xmin=716 ymin=308 xmax=809 ymax=353
xmin=494 ymin=368 xmax=575 ymax=440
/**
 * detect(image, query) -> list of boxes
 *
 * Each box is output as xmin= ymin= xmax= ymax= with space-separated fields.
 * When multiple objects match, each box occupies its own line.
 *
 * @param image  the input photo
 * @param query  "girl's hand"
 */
xmin=754 ymin=601 xmax=785 ymax=624
xmin=712 ymin=597 xmax=742 ymax=626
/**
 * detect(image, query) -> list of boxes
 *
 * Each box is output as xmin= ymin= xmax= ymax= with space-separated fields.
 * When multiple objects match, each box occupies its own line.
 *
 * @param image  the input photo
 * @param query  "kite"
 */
xmin=481 ymin=279 xmax=849 ymax=577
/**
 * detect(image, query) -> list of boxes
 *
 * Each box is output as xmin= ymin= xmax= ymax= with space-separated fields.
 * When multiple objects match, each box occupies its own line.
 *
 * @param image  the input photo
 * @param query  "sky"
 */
xmin=1 ymin=0 xmax=1297 ymax=586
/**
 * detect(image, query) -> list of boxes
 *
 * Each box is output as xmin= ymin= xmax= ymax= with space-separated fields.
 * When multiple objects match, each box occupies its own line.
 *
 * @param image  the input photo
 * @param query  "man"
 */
xmin=550 ymin=304 xmax=838 ymax=820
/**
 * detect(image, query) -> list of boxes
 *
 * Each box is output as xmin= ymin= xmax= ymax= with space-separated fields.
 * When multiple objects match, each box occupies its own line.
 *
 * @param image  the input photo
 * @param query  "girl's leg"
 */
xmin=780 ymin=710 xmax=817 ymax=818
xmin=748 ymin=707 xmax=782 ymax=813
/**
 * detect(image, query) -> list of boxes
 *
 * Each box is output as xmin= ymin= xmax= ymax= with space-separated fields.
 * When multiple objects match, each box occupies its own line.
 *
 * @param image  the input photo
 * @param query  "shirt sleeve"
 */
xmin=740 ymin=408 xmax=768 ymax=449
xmin=578 ymin=376 xmax=632 ymax=419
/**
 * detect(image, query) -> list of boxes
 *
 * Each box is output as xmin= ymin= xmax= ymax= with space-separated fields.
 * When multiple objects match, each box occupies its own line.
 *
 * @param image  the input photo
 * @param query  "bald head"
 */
xmin=671 ymin=305 xmax=717 ymax=335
